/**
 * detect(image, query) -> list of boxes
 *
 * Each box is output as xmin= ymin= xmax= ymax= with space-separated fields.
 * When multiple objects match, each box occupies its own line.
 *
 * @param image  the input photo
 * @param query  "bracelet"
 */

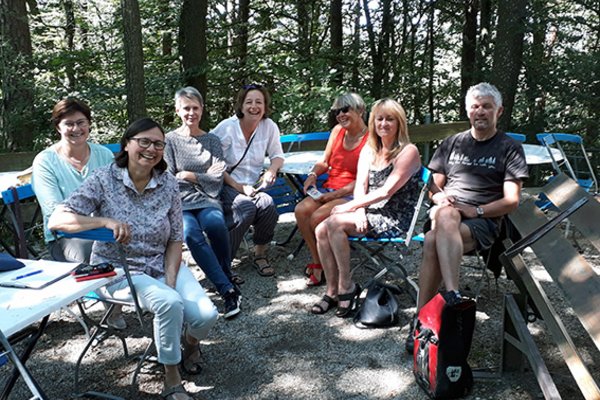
xmin=308 ymin=171 xmax=318 ymax=178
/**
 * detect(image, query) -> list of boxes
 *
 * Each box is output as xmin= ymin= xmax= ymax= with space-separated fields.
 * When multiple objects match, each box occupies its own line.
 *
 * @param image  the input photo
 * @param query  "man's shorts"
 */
xmin=462 ymin=217 xmax=501 ymax=251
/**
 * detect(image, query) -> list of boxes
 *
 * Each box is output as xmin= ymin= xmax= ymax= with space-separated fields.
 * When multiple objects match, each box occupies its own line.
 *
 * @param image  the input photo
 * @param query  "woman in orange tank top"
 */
xmin=294 ymin=93 xmax=368 ymax=287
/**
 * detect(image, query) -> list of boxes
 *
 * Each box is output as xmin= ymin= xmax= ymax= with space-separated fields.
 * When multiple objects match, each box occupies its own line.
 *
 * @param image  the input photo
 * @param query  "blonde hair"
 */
xmin=367 ymin=98 xmax=410 ymax=162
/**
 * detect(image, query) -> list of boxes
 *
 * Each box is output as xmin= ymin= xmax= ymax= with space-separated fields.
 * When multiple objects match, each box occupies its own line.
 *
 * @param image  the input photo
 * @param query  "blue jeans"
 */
xmin=183 ymin=207 xmax=234 ymax=296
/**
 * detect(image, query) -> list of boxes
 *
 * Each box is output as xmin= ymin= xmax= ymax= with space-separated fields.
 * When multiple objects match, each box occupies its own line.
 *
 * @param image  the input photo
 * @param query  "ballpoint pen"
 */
xmin=12 ymin=269 xmax=43 ymax=280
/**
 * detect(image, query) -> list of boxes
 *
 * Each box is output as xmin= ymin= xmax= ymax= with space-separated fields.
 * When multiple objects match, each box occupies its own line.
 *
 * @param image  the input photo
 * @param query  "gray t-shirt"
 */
xmin=428 ymin=130 xmax=528 ymax=206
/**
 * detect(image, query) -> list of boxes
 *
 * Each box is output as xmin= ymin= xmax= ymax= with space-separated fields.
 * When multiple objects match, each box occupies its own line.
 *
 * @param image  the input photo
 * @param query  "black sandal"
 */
xmin=181 ymin=344 xmax=202 ymax=375
xmin=335 ymin=284 xmax=361 ymax=318
xmin=231 ymin=272 xmax=245 ymax=285
xmin=311 ymin=295 xmax=338 ymax=315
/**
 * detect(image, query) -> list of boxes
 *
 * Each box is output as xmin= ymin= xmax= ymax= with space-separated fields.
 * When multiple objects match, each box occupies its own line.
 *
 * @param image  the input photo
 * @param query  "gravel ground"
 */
xmin=1 ymin=216 xmax=598 ymax=399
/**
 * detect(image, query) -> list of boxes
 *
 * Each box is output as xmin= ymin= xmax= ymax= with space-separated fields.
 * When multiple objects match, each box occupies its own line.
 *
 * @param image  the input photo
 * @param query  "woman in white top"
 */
xmin=211 ymin=85 xmax=284 ymax=277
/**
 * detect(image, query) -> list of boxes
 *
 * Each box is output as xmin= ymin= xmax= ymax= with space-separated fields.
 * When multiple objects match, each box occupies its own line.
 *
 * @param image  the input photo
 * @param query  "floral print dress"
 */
xmin=365 ymin=164 xmax=420 ymax=238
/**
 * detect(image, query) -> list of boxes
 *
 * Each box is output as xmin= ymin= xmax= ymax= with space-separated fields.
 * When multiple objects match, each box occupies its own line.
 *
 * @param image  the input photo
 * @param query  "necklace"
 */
xmin=345 ymin=125 xmax=367 ymax=143
xmin=58 ymin=144 xmax=90 ymax=171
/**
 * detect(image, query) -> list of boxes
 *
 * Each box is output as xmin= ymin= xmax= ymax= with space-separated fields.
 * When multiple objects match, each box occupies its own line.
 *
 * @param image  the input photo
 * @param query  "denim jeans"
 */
xmin=183 ymin=207 xmax=234 ymax=295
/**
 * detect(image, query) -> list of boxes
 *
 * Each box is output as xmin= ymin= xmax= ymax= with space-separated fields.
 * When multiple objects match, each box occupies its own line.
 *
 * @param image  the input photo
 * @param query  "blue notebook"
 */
xmin=0 ymin=253 xmax=25 ymax=272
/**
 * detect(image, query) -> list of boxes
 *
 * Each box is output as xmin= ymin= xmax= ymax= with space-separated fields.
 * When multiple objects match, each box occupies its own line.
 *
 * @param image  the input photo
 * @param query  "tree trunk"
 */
xmin=330 ymin=0 xmax=343 ymax=86
xmin=478 ymin=0 xmax=492 ymax=75
xmin=491 ymin=0 xmax=528 ymax=130
xmin=363 ymin=0 xmax=390 ymax=99
xmin=62 ymin=0 xmax=76 ymax=90
xmin=427 ymin=1 xmax=435 ymax=120
xmin=179 ymin=0 xmax=208 ymax=128
xmin=235 ymin=0 xmax=250 ymax=80
xmin=121 ymin=0 xmax=146 ymax=123
xmin=350 ymin=0 xmax=361 ymax=89
xmin=460 ymin=0 xmax=478 ymax=120
xmin=0 ymin=0 xmax=35 ymax=151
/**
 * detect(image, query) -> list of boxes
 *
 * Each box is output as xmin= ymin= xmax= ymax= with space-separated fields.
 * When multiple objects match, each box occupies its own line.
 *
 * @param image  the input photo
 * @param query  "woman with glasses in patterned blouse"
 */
xmin=49 ymin=118 xmax=217 ymax=400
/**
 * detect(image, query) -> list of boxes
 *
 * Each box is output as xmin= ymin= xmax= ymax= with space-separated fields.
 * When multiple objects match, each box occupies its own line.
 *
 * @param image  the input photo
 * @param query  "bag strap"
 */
xmin=364 ymin=278 xmax=403 ymax=295
xmin=228 ymin=132 xmax=257 ymax=174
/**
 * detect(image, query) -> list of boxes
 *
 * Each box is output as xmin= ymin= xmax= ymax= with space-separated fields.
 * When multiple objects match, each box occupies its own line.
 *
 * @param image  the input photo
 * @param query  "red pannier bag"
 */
xmin=413 ymin=292 xmax=476 ymax=399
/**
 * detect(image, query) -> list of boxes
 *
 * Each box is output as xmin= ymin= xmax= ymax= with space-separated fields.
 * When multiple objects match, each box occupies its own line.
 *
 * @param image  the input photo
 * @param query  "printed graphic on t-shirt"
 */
xmin=448 ymin=151 xmax=497 ymax=170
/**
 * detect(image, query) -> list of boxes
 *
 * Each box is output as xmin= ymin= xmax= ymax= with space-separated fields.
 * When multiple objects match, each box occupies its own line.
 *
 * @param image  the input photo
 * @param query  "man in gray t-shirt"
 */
xmin=405 ymin=82 xmax=528 ymax=354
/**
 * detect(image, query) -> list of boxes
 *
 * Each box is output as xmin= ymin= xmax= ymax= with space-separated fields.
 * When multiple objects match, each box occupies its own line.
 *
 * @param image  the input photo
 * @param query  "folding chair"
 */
xmin=273 ymin=132 xmax=330 ymax=258
xmin=100 ymin=143 xmax=120 ymax=153
xmin=279 ymin=131 xmax=330 ymax=152
xmin=56 ymin=228 xmax=154 ymax=397
xmin=1 ymin=185 xmax=45 ymax=259
xmin=506 ymin=132 xmax=526 ymax=143
xmin=348 ymin=167 xmax=432 ymax=300
xmin=536 ymin=133 xmax=598 ymax=194
xmin=535 ymin=133 xmax=598 ymax=240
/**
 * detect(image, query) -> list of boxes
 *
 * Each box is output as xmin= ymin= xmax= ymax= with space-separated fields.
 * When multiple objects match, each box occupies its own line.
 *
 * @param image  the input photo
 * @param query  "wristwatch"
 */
xmin=476 ymin=206 xmax=484 ymax=218
xmin=308 ymin=171 xmax=318 ymax=179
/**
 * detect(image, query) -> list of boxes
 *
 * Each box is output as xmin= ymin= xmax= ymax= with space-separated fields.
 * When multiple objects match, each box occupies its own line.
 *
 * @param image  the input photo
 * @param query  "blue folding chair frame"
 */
xmin=279 ymin=131 xmax=330 ymax=152
xmin=536 ymin=133 xmax=598 ymax=194
xmin=56 ymin=228 xmax=152 ymax=397
xmin=348 ymin=167 xmax=432 ymax=299
xmin=1 ymin=184 xmax=44 ymax=259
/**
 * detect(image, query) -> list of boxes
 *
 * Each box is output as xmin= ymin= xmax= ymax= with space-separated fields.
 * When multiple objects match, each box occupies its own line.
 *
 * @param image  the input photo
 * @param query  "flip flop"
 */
xmin=181 ymin=344 xmax=202 ymax=375
xmin=253 ymin=256 xmax=275 ymax=276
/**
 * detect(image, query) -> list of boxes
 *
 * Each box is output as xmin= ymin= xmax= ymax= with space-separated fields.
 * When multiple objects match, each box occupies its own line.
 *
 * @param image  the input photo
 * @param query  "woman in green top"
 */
xmin=32 ymin=98 xmax=114 ymax=262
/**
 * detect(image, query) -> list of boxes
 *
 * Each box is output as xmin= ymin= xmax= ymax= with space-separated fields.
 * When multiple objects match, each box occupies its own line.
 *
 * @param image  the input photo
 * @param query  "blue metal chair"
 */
xmin=271 ymin=132 xmax=331 ymax=258
xmin=506 ymin=132 xmax=526 ymax=143
xmin=279 ymin=131 xmax=330 ymax=152
xmin=348 ymin=167 xmax=432 ymax=300
xmin=536 ymin=133 xmax=598 ymax=194
xmin=101 ymin=143 xmax=120 ymax=153
xmin=57 ymin=228 xmax=153 ymax=395
xmin=1 ymin=185 xmax=44 ymax=259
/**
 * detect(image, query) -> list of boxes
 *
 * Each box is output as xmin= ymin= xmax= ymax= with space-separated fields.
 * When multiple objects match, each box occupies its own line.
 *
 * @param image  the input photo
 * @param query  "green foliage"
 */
xmin=0 ymin=0 xmax=597 ymax=154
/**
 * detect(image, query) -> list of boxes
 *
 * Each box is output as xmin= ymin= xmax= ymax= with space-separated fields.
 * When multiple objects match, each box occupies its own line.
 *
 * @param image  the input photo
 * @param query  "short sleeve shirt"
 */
xmin=211 ymin=116 xmax=284 ymax=185
xmin=428 ymin=130 xmax=528 ymax=206
xmin=61 ymin=163 xmax=183 ymax=279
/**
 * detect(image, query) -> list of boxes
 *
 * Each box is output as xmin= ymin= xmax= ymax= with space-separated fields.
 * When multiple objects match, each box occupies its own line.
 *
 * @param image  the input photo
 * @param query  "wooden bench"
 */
xmin=499 ymin=173 xmax=600 ymax=399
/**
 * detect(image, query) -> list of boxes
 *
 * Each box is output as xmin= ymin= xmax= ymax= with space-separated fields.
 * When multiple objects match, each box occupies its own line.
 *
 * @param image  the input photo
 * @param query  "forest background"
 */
xmin=0 ymin=0 xmax=598 ymax=169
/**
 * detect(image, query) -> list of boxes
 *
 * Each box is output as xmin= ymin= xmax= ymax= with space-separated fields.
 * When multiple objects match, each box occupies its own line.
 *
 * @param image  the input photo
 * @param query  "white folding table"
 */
xmin=0 ymin=259 xmax=121 ymax=400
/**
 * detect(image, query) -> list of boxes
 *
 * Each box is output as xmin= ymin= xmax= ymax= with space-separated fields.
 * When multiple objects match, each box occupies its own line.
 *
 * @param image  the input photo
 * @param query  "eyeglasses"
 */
xmin=130 ymin=137 xmax=166 ymax=150
xmin=332 ymin=106 xmax=351 ymax=116
xmin=61 ymin=119 xmax=89 ymax=130
xmin=243 ymin=84 xmax=263 ymax=90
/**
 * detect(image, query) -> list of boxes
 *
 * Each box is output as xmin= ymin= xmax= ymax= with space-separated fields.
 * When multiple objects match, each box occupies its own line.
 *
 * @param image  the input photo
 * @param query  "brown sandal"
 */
xmin=253 ymin=256 xmax=275 ymax=276
xmin=160 ymin=384 xmax=191 ymax=399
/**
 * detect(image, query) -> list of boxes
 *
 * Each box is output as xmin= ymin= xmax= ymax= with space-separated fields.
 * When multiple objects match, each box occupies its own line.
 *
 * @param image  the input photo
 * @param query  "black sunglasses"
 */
xmin=332 ymin=106 xmax=351 ymax=116
xmin=243 ymin=84 xmax=263 ymax=90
